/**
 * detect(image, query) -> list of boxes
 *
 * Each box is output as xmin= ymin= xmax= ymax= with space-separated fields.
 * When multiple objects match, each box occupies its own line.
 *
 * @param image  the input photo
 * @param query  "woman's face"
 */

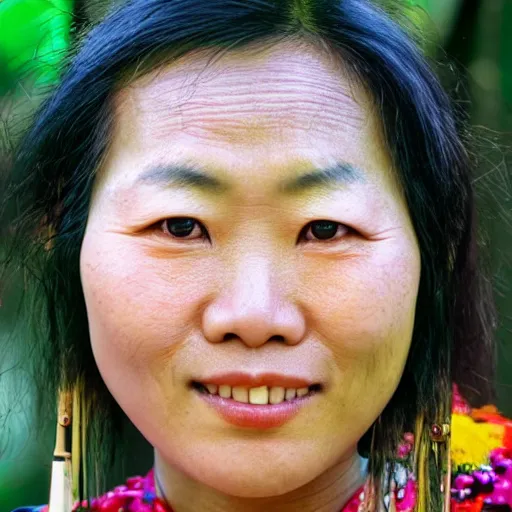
xmin=80 ymin=40 xmax=420 ymax=498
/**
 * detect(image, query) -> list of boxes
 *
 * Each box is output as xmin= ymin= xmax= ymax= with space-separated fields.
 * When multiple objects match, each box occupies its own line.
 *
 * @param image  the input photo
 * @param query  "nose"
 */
xmin=202 ymin=255 xmax=306 ymax=348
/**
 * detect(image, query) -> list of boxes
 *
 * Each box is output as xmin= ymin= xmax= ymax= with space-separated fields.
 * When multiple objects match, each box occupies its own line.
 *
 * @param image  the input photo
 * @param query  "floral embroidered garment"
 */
xmin=12 ymin=388 xmax=512 ymax=512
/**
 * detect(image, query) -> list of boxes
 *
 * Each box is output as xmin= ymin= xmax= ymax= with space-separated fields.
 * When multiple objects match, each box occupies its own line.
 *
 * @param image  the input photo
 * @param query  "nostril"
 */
xmin=221 ymin=334 xmax=286 ymax=343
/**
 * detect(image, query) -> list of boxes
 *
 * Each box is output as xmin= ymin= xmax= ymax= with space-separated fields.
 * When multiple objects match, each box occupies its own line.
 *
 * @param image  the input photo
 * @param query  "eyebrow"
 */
xmin=136 ymin=162 xmax=364 ymax=196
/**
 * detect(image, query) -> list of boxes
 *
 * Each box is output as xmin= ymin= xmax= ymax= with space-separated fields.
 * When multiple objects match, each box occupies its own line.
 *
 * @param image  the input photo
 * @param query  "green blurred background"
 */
xmin=0 ymin=0 xmax=510 ymax=510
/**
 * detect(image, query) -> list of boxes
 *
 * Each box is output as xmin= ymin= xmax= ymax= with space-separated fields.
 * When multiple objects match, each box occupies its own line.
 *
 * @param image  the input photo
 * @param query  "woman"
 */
xmin=1 ymin=0 xmax=510 ymax=510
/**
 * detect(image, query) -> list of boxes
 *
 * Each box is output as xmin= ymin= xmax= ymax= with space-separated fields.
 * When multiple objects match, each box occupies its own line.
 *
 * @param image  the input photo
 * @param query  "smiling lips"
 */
xmin=192 ymin=371 xmax=321 ymax=404
xmin=195 ymin=382 xmax=317 ymax=405
xmin=191 ymin=372 xmax=323 ymax=428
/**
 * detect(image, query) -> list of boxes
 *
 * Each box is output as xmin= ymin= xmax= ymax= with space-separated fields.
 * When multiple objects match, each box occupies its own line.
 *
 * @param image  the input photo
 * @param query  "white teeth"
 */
xmin=232 ymin=386 xmax=249 ymax=403
xmin=249 ymin=386 xmax=268 ymax=405
xmin=296 ymin=387 xmax=309 ymax=397
xmin=200 ymin=383 xmax=315 ymax=404
xmin=269 ymin=386 xmax=285 ymax=404
xmin=206 ymin=384 xmax=218 ymax=394
xmin=285 ymin=388 xmax=296 ymax=401
xmin=218 ymin=385 xmax=231 ymax=398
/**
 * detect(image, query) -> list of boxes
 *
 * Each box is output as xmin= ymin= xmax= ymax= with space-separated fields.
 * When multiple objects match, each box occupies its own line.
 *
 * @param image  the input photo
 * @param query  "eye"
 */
xmin=161 ymin=217 xmax=208 ymax=240
xmin=300 ymin=220 xmax=349 ymax=243
xmin=159 ymin=218 xmax=350 ymax=244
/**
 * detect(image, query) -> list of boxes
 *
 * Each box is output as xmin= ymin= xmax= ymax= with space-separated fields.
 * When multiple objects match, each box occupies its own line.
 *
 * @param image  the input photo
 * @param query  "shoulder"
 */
xmin=11 ymin=470 xmax=162 ymax=512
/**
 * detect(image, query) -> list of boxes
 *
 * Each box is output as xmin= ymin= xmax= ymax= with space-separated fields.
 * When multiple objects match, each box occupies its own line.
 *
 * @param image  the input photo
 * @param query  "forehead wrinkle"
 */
xmin=116 ymin=43 xmax=367 ymax=147
xmin=103 ymin=40 xmax=404 ymax=206
xmin=177 ymin=81 xmax=363 ymax=142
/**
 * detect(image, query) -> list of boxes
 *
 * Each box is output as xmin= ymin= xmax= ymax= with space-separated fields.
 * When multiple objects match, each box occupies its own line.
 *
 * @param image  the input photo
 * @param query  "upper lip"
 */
xmin=193 ymin=372 xmax=317 ymax=389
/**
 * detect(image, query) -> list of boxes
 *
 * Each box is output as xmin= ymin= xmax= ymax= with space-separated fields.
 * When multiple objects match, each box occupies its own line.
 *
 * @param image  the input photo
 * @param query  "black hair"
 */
xmin=0 ymin=0 xmax=497 ymax=510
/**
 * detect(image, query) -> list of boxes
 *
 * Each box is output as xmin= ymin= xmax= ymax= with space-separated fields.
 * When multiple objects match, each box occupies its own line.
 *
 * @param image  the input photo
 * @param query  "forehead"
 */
xmin=117 ymin=41 xmax=365 ymax=126
xmin=101 ymin=39 xmax=393 ymax=195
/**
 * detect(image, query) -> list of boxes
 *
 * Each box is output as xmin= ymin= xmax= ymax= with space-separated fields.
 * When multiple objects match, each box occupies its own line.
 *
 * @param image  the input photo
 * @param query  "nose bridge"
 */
xmin=233 ymin=253 xmax=276 ymax=315
xmin=202 ymin=250 xmax=305 ymax=347
xmin=226 ymin=222 xmax=285 ymax=308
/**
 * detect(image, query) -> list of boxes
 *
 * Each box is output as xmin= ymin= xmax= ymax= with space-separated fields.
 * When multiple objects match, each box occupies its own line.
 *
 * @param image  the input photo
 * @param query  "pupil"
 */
xmin=168 ymin=218 xmax=195 ymax=237
xmin=311 ymin=221 xmax=337 ymax=240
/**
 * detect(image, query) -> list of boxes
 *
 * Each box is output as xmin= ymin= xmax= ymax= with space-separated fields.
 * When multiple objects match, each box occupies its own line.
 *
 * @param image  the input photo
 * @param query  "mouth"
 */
xmin=191 ymin=381 xmax=323 ymax=404
xmin=190 ymin=381 xmax=323 ymax=429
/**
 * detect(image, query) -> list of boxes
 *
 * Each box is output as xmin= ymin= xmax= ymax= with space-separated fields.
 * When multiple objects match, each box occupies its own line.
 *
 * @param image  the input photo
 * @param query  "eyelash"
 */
xmin=157 ymin=217 xmax=352 ymax=245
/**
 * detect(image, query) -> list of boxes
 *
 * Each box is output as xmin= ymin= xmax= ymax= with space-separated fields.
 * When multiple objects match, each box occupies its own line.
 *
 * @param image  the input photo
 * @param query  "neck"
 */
xmin=154 ymin=450 xmax=367 ymax=512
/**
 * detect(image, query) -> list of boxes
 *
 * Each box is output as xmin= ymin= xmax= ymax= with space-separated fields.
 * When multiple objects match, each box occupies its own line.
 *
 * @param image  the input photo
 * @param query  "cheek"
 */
xmin=79 ymin=233 xmax=208 ymax=380
xmin=80 ymin=226 xmax=419 ymax=421
xmin=304 ymin=240 xmax=420 ymax=400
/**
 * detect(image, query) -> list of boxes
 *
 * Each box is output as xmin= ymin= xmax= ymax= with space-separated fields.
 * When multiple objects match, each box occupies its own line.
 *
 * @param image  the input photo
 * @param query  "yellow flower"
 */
xmin=450 ymin=412 xmax=504 ymax=468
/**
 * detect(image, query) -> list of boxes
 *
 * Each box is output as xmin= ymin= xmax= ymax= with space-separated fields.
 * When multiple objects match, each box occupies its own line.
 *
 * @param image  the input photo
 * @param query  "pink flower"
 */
xmin=397 ymin=442 xmax=412 ymax=459
xmin=403 ymin=433 xmax=414 ymax=444
xmin=396 ymin=479 xmax=416 ymax=511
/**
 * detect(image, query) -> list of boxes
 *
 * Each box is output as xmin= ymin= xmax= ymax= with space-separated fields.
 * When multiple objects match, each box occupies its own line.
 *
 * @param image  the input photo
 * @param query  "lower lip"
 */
xmin=194 ymin=390 xmax=319 ymax=429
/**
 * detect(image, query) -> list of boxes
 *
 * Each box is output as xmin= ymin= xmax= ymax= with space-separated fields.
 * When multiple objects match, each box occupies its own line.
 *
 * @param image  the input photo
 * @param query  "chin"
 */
xmin=199 ymin=468 xmax=308 ymax=498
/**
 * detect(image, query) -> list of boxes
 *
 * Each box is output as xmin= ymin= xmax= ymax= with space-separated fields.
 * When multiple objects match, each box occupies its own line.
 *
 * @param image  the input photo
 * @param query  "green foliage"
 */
xmin=0 ymin=0 xmax=72 ymax=88
xmin=500 ymin=1 xmax=512 ymax=107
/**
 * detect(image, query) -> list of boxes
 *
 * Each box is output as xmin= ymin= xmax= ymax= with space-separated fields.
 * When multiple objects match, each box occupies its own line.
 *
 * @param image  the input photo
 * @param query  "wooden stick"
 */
xmin=444 ymin=435 xmax=452 ymax=512
xmin=48 ymin=390 xmax=73 ymax=512
xmin=54 ymin=389 xmax=72 ymax=456
xmin=72 ymin=383 xmax=81 ymax=503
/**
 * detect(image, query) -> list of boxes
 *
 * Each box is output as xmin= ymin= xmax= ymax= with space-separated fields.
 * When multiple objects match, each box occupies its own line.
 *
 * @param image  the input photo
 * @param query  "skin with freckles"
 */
xmin=79 ymin=39 xmax=421 ymax=512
